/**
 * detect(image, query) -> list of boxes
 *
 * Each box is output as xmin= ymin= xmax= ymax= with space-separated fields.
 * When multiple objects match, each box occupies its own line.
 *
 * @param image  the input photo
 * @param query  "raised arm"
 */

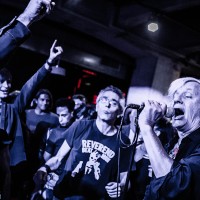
xmin=17 ymin=0 xmax=55 ymax=27
xmin=33 ymin=139 xmax=71 ymax=190
xmin=0 ymin=0 xmax=55 ymax=63
xmin=14 ymin=40 xmax=63 ymax=112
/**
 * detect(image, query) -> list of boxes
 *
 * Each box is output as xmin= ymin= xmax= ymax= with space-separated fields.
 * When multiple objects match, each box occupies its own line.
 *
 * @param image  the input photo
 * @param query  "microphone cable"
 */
xmin=116 ymin=105 xmax=141 ymax=200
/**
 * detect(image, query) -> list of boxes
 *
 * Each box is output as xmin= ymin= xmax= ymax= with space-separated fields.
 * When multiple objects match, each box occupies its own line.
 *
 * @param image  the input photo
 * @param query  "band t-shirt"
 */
xmin=54 ymin=120 xmax=130 ymax=199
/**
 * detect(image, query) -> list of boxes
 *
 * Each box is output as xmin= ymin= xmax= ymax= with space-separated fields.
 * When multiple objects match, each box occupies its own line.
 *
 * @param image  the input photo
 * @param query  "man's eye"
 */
xmin=111 ymin=101 xmax=118 ymax=106
xmin=184 ymin=93 xmax=192 ymax=98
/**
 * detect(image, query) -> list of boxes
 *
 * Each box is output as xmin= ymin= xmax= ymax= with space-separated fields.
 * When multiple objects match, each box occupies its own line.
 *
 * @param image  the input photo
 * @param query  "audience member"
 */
xmin=0 ymin=129 xmax=12 ymax=200
xmin=72 ymin=94 xmax=97 ymax=121
xmin=25 ymin=88 xmax=59 ymax=182
xmin=25 ymin=88 xmax=59 ymax=134
xmin=34 ymin=85 xmax=131 ymax=199
xmin=138 ymin=77 xmax=200 ymax=200
xmin=0 ymin=39 xmax=63 ymax=199
xmin=32 ymin=98 xmax=75 ymax=199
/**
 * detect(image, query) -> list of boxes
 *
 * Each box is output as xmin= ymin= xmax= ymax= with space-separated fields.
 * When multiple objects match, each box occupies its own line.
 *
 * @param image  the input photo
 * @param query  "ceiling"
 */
xmin=1 ymin=0 xmax=200 ymax=78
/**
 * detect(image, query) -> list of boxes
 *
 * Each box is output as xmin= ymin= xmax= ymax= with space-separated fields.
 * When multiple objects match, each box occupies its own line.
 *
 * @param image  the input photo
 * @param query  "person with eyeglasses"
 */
xmin=33 ymin=85 xmax=131 ymax=200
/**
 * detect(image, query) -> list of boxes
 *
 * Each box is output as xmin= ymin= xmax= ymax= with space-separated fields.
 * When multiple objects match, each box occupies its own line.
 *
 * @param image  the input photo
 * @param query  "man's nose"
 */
xmin=44 ymin=100 xmax=49 ymax=104
xmin=104 ymin=100 xmax=111 ymax=107
xmin=174 ymin=94 xmax=183 ymax=104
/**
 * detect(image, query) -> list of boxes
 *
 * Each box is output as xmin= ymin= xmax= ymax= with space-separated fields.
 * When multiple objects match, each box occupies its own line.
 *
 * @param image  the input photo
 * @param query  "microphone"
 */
xmin=126 ymin=103 xmax=174 ymax=118
xmin=126 ymin=104 xmax=141 ymax=109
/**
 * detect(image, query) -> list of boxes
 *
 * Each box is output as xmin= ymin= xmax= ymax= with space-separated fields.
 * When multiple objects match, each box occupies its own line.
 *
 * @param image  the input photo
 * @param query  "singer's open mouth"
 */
xmin=174 ymin=108 xmax=184 ymax=117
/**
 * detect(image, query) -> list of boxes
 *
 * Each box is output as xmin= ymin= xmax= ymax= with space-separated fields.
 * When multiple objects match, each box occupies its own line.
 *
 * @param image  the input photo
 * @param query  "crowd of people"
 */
xmin=0 ymin=0 xmax=200 ymax=200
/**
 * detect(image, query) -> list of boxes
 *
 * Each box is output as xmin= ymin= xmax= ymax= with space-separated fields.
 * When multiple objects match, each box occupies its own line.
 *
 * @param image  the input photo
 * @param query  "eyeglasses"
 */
xmin=99 ymin=96 xmax=119 ymax=107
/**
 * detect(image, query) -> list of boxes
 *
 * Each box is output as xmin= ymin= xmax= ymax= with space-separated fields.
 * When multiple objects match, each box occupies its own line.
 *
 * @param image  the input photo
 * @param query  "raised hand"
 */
xmin=47 ymin=39 xmax=63 ymax=65
xmin=17 ymin=0 xmax=55 ymax=26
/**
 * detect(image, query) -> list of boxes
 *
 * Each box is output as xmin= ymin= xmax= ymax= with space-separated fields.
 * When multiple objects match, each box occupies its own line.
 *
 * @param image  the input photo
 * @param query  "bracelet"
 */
xmin=44 ymin=164 xmax=51 ymax=173
xmin=46 ymin=60 xmax=55 ymax=66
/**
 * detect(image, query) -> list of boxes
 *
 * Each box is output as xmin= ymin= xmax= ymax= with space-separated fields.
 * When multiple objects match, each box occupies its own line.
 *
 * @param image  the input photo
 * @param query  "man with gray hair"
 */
xmin=34 ymin=85 xmax=130 ymax=199
xmin=138 ymin=77 xmax=200 ymax=199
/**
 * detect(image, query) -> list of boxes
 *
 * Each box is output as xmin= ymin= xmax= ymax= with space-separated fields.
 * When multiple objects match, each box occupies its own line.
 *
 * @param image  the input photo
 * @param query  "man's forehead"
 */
xmin=0 ymin=74 xmax=11 ymax=82
xmin=175 ymin=81 xmax=200 ymax=93
xmin=39 ymin=94 xmax=50 ymax=98
xmin=57 ymin=107 xmax=69 ymax=114
xmin=102 ymin=91 xmax=120 ymax=98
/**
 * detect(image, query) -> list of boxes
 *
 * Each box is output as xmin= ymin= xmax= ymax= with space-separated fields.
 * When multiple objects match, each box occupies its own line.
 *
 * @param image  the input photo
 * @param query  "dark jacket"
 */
xmin=3 ymin=66 xmax=51 ymax=166
xmin=145 ymin=128 xmax=200 ymax=200
xmin=0 ymin=18 xmax=30 ymax=65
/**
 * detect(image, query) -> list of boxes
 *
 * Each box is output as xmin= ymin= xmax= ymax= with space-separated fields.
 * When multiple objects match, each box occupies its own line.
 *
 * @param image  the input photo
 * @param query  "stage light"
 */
xmin=148 ymin=22 xmax=159 ymax=32
xmin=147 ymin=14 xmax=159 ymax=32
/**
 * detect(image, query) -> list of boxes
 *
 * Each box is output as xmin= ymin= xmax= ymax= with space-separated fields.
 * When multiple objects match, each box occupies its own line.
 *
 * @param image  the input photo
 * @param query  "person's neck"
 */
xmin=177 ymin=125 xmax=200 ymax=139
xmin=34 ymin=108 xmax=47 ymax=115
xmin=96 ymin=117 xmax=117 ymax=136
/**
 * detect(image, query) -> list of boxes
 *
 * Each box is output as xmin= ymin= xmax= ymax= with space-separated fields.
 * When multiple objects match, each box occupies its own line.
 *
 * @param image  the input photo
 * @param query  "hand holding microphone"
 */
xmin=127 ymin=102 xmax=174 ymax=118
xmin=135 ymin=100 xmax=173 ymax=129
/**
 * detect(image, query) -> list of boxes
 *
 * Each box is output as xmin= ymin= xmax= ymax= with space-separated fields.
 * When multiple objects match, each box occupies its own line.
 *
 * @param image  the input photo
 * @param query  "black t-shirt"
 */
xmin=54 ymin=120 xmax=131 ymax=199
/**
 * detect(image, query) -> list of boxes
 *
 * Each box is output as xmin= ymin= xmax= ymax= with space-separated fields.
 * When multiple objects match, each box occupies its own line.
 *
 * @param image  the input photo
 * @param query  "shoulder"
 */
xmin=25 ymin=109 xmax=35 ymax=114
xmin=49 ymin=112 xmax=58 ymax=118
xmin=69 ymin=119 xmax=94 ymax=130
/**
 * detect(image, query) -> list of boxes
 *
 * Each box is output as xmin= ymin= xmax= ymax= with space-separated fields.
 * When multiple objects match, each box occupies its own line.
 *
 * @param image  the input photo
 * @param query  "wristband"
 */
xmin=46 ymin=60 xmax=55 ymax=66
xmin=44 ymin=164 xmax=51 ymax=173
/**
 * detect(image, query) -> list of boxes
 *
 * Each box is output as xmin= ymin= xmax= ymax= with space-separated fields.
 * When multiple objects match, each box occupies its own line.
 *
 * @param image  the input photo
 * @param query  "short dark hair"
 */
xmin=72 ymin=94 xmax=86 ymax=103
xmin=0 ymin=68 xmax=12 ymax=83
xmin=55 ymin=98 xmax=75 ymax=112
xmin=35 ymin=89 xmax=53 ymax=109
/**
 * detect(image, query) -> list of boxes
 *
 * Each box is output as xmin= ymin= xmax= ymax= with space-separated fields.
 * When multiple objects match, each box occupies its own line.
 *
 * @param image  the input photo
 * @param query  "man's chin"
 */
xmin=0 ymin=94 xmax=9 ymax=99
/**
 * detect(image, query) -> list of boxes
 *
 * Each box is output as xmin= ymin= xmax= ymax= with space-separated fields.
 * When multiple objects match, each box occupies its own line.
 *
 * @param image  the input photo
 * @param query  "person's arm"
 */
xmin=43 ymin=151 xmax=51 ymax=162
xmin=33 ymin=139 xmax=71 ymax=192
xmin=16 ymin=0 xmax=55 ymax=27
xmin=145 ymin=147 xmax=200 ymax=199
xmin=14 ymin=40 xmax=63 ymax=112
xmin=0 ymin=0 xmax=55 ymax=63
xmin=42 ymin=130 xmax=56 ymax=162
xmin=39 ymin=140 xmax=71 ymax=173
xmin=138 ymin=100 xmax=173 ymax=178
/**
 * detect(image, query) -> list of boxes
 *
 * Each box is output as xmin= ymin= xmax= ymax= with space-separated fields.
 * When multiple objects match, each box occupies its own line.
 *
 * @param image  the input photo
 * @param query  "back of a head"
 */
xmin=72 ymin=94 xmax=86 ymax=104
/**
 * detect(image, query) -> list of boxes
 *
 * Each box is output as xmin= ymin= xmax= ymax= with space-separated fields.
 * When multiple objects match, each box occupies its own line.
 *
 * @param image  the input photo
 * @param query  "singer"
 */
xmin=138 ymin=77 xmax=200 ymax=200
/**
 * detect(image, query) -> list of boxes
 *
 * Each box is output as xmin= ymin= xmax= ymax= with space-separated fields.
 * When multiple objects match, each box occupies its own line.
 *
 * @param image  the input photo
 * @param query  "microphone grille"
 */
xmin=165 ymin=107 xmax=174 ymax=118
